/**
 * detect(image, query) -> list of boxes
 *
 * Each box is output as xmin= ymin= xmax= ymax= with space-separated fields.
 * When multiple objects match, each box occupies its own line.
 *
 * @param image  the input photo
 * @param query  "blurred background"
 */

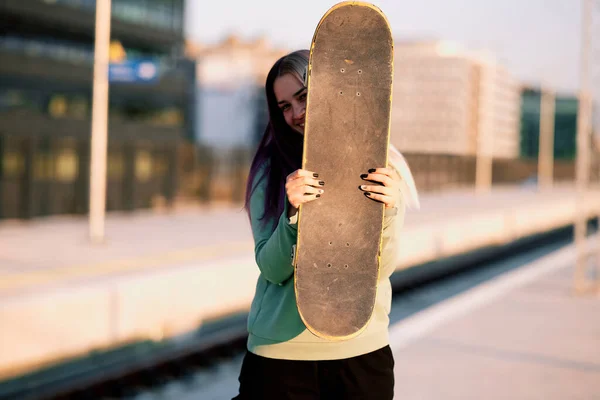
xmin=1 ymin=1 xmax=600 ymax=399
xmin=0 ymin=0 xmax=598 ymax=218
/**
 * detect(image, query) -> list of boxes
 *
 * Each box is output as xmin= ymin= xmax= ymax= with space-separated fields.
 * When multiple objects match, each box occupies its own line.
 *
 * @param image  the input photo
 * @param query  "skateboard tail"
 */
xmin=309 ymin=1 xmax=392 ymax=46
xmin=303 ymin=0 xmax=394 ymax=150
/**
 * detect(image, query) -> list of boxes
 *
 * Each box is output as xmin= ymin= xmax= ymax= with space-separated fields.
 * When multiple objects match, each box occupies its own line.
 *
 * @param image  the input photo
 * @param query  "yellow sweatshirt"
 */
xmin=246 ymin=163 xmax=404 ymax=360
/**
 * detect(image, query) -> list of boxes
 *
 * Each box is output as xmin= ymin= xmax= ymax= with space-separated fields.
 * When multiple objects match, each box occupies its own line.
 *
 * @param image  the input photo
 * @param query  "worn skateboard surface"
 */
xmin=295 ymin=1 xmax=394 ymax=340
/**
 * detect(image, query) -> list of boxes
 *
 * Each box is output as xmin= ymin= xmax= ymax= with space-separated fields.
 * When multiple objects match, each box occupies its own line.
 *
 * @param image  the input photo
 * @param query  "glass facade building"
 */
xmin=520 ymin=88 xmax=578 ymax=160
xmin=0 ymin=0 xmax=193 ymax=219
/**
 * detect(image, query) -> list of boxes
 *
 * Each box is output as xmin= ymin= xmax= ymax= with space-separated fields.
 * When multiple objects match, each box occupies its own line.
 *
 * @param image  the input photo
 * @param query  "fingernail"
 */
xmin=313 ymin=173 xmax=319 ymax=177
xmin=319 ymin=181 xmax=325 ymax=186
xmin=364 ymin=192 xmax=372 ymax=197
xmin=319 ymin=189 xmax=324 ymax=193
xmin=360 ymin=185 xmax=366 ymax=190
xmin=316 ymin=194 xmax=321 ymax=198
xmin=368 ymin=168 xmax=376 ymax=173
xmin=360 ymin=174 xmax=368 ymax=179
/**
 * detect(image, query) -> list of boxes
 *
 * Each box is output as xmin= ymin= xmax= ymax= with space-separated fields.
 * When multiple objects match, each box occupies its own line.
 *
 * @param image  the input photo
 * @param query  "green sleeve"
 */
xmin=249 ymin=171 xmax=298 ymax=285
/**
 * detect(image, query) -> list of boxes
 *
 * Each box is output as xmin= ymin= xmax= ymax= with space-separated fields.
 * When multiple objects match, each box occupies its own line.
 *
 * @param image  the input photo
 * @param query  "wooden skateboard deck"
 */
xmin=294 ymin=1 xmax=394 ymax=340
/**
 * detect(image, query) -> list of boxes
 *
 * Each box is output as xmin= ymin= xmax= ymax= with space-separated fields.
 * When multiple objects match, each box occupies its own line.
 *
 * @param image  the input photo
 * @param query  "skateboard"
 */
xmin=294 ymin=1 xmax=394 ymax=340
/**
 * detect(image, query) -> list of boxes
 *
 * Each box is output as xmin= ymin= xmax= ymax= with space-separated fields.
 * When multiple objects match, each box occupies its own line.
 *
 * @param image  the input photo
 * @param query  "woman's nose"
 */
xmin=293 ymin=104 xmax=305 ymax=119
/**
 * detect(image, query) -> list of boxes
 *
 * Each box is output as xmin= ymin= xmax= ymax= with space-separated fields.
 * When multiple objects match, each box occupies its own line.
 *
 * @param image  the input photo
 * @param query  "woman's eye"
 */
xmin=280 ymin=104 xmax=290 ymax=111
xmin=299 ymin=93 xmax=307 ymax=101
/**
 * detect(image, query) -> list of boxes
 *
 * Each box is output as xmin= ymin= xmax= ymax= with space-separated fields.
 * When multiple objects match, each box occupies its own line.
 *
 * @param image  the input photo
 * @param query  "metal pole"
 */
xmin=475 ymin=59 xmax=494 ymax=194
xmin=596 ymin=133 xmax=600 ymax=295
xmin=475 ymin=154 xmax=492 ymax=194
xmin=574 ymin=0 xmax=593 ymax=292
xmin=597 ymin=141 xmax=600 ymax=294
xmin=89 ymin=0 xmax=112 ymax=243
xmin=538 ymin=85 xmax=555 ymax=189
xmin=598 ymin=144 xmax=600 ymax=295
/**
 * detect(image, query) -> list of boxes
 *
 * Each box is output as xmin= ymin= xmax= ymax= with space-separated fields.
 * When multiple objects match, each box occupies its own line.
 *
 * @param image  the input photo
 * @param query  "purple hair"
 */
xmin=244 ymin=50 xmax=309 ymax=225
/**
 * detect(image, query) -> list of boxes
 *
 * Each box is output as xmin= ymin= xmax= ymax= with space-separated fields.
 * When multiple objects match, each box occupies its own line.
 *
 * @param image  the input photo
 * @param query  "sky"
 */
xmin=185 ymin=0 xmax=596 ymax=95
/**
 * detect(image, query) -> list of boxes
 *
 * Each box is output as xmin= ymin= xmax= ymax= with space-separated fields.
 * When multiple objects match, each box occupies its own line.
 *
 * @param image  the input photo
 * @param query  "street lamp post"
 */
xmin=574 ymin=0 xmax=594 ymax=292
xmin=475 ymin=58 xmax=495 ymax=194
xmin=538 ymin=85 xmax=555 ymax=189
xmin=89 ymin=0 xmax=112 ymax=243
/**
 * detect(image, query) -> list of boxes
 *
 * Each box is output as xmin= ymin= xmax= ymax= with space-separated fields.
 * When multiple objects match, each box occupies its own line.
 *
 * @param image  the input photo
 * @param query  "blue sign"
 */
xmin=108 ymin=60 xmax=159 ymax=84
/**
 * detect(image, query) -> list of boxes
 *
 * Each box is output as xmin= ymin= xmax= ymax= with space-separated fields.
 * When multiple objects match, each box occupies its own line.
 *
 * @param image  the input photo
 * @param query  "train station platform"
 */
xmin=1 ymin=184 xmax=599 ymax=380
xmin=390 ymin=235 xmax=600 ymax=399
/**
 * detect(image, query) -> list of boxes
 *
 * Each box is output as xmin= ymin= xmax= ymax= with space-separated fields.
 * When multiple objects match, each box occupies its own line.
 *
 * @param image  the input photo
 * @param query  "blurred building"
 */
xmin=0 ymin=0 xmax=191 ymax=219
xmin=391 ymin=40 xmax=521 ymax=159
xmin=186 ymin=35 xmax=287 ymax=150
xmin=520 ymin=87 xmax=579 ymax=160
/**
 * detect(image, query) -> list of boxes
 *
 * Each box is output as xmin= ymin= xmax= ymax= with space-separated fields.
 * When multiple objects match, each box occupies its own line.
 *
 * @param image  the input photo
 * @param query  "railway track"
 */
xmin=0 ymin=224 xmax=586 ymax=400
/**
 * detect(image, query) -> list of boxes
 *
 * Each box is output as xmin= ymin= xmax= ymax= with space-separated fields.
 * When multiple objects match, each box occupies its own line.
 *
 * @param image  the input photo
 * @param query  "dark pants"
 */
xmin=232 ymin=345 xmax=394 ymax=400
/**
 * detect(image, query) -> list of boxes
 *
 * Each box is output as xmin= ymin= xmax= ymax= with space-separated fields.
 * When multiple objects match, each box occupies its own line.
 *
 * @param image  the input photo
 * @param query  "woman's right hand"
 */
xmin=285 ymin=169 xmax=324 ymax=216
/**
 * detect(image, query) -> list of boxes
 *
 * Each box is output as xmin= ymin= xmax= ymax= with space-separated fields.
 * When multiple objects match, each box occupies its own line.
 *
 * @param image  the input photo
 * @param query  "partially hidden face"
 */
xmin=273 ymin=73 xmax=307 ymax=135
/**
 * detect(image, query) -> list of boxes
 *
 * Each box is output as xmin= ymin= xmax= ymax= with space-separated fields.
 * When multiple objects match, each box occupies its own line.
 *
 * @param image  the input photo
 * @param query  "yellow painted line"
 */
xmin=0 ymin=241 xmax=254 ymax=293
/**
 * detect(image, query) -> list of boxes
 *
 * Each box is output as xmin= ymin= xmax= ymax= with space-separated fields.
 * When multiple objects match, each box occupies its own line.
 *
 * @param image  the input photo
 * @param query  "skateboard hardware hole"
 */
xmin=356 ymin=92 xmax=361 ymax=96
xmin=346 ymin=243 xmax=350 ymax=247
xmin=344 ymin=264 xmax=349 ymax=269
xmin=329 ymin=241 xmax=333 ymax=245
xmin=358 ymin=69 xmax=362 ymax=74
xmin=327 ymin=263 xmax=332 ymax=268
xmin=340 ymin=68 xmax=345 ymax=73
xmin=339 ymin=91 xmax=343 ymax=95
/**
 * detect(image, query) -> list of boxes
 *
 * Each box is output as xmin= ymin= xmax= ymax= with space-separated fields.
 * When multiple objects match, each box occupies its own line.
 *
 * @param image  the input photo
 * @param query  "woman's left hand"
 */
xmin=359 ymin=167 xmax=402 ymax=209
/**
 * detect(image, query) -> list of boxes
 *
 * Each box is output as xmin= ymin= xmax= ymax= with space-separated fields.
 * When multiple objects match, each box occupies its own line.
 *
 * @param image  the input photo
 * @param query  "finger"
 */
xmin=287 ymin=169 xmax=319 ymax=182
xmin=360 ymin=184 xmax=393 ymax=196
xmin=364 ymin=191 xmax=394 ymax=208
xmin=288 ymin=176 xmax=324 ymax=189
xmin=295 ymin=185 xmax=323 ymax=195
xmin=301 ymin=193 xmax=321 ymax=204
xmin=307 ymin=185 xmax=324 ymax=195
xmin=367 ymin=167 xmax=391 ymax=177
xmin=288 ymin=184 xmax=323 ymax=201
xmin=361 ymin=173 xmax=394 ymax=187
xmin=289 ymin=192 xmax=321 ymax=207
xmin=368 ymin=167 xmax=401 ymax=181
xmin=287 ymin=175 xmax=321 ymax=189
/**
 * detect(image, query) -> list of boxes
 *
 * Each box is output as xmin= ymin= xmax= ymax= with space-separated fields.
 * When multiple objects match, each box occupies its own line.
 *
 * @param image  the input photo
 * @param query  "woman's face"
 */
xmin=273 ymin=73 xmax=307 ymax=135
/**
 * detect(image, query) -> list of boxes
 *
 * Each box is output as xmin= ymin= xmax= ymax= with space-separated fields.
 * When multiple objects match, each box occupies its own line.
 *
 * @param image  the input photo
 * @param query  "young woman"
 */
xmin=234 ymin=49 xmax=416 ymax=400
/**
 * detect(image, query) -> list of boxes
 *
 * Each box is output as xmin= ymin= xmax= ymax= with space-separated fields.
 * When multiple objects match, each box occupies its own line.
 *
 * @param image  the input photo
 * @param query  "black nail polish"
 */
xmin=316 ymin=194 xmax=321 ymax=198
xmin=313 ymin=173 xmax=319 ymax=178
xmin=360 ymin=174 xmax=368 ymax=179
xmin=364 ymin=192 xmax=371 ymax=197
xmin=319 ymin=181 xmax=325 ymax=186
xmin=368 ymin=168 xmax=376 ymax=173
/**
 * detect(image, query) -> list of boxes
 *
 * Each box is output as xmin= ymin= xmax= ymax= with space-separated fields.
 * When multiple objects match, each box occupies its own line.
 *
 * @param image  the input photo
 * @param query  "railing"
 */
xmin=176 ymin=144 xmax=600 ymax=204
xmin=1 ymin=130 xmax=599 ymax=220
